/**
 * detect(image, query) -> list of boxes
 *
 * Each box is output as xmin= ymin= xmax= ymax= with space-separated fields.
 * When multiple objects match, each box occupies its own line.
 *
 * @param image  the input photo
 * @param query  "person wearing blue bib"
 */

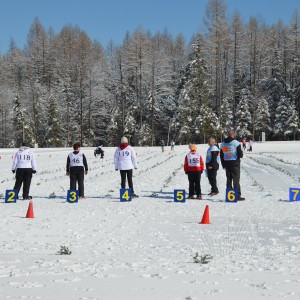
xmin=220 ymin=130 xmax=245 ymax=201
xmin=206 ymin=137 xmax=220 ymax=196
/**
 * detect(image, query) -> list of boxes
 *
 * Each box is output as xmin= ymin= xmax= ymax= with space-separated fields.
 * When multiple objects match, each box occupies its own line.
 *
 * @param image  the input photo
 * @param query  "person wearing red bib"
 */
xmin=184 ymin=145 xmax=205 ymax=199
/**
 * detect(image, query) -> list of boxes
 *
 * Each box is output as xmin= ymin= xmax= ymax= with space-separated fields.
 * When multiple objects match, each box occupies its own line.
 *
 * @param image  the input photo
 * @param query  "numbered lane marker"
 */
xmin=289 ymin=188 xmax=300 ymax=202
xmin=174 ymin=190 xmax=186 ymax=203
xmin=5 ymin=190 xmax=17 ymax=203
xmin=226 ymin=188 xmax=238 ymax=203
xmin=67 ymin=190 xmax=79 ymax=203
xmin=120 ymin=188 xmax=132 ymax=202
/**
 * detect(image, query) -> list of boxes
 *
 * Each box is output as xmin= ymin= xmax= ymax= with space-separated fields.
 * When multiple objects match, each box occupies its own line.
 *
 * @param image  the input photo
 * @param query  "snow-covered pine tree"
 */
xmin=254 ymin=97 xmax=270 ymax=136
xmin=12 ymin=93 xmax=24 ymax=146
xmin=274 ymin=96 xmax=299 ymax=139
xmin=46 ymin=94 xmax=63 ymax=147
xmin=196 ymin=105 xmax=221 ymax=143
xmin=220 ymin=97 xmax=234 ymax=137
xmin=236 ymin=89 xmax=252 ymax=137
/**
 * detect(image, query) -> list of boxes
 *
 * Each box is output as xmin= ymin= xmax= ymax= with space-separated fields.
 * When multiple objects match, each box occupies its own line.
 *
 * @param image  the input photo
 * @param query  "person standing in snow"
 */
xmin=220 ymin=130 xmax=245 ymax=201
xmin=171 ymin=140 xmax=175 ymax=151
xmin=248 ymin=139 xmax=253 ymax=152
xmin=242 ymin=137 xmax=246 ymax=150
xmin=114 ymin=136 xmax=138 ymax=197
xmin=12 ymin=142 xmax=37 ymax=200
xmin=184 ymin=145 xmax=205 ymax=199
xmin=66 ymin=143 xmax=88 ymax=199
xmin=160 ymin=140 xmax=165 ymax=152
xmin=206 ymin=137 xmax=220 ymax=196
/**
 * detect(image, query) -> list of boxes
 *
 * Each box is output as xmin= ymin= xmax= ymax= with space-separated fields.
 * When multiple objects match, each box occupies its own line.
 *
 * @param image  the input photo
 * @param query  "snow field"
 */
xmin=0 ymin=142 xmax=299 ymax=299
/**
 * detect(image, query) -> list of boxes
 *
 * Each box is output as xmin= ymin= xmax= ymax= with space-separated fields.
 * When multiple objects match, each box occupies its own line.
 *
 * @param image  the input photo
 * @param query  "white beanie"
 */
xmin=121 ymin=136 xmax=128 ymax=144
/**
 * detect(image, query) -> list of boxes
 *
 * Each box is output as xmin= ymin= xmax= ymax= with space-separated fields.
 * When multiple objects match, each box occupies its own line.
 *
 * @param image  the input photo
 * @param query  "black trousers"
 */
xmin=120 ymin=170 xmax=134 ymax=193
xmin=70 ymin=167 xmax=85 ymax=197
xmin=225 ymin=166 xmax=241 ymax=197
xmin=188 ymin=172 xmax=201 ymax=196
xmin=207 ymin=169 xmax=219 ymax=193
xmin=14 ymin=168 xmax=33 ymax=199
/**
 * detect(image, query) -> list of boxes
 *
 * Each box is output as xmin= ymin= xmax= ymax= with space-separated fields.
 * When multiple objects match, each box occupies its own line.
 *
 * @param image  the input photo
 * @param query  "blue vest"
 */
xmin=220 ymin=140 xmax=240 ymax=161
xmin=206 ymin=145 xmax=220 ymax=164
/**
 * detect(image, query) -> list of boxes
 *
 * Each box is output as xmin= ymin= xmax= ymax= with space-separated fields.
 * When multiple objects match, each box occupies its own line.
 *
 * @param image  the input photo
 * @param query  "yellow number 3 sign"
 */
xmin=5 ymin=190 xmax=17 ymax=203
xmin=226 ymin=189 xmax=238 ymax=203
xmin=67 ymin=190 xmax=79 ymax=203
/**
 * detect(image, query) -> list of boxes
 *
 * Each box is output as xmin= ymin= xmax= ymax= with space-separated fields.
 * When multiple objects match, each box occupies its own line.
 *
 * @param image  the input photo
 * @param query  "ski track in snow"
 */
xmin=0 ymin=142 xmax=299 ymax=299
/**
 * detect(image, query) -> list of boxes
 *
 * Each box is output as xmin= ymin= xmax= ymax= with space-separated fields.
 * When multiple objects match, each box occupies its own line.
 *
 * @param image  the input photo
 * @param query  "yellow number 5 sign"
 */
xmin=174 ymin=190 xmax=186 ymax=202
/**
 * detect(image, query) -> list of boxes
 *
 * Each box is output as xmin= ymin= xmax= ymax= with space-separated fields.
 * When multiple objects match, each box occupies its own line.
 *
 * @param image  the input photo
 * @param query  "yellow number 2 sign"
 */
xmin=5 ymin=190 xmax=17 ymax=203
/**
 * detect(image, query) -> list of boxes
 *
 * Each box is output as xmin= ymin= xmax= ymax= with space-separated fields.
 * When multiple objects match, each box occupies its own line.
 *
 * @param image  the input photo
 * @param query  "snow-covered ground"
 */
xmin=0 ymin=141 xmax=300 ymax=300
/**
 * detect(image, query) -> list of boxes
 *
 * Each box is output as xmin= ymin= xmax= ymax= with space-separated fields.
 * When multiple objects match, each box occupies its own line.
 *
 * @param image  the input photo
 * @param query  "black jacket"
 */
xmin=220 ymin=137 xmax=243 ymax=168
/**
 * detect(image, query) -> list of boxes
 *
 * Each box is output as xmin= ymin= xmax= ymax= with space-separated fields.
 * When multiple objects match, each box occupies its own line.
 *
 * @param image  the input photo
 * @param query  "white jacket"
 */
xmin=114 ymin=145 xmax=137 ymax=170
xmin=12 ymin=147 xmax=37 ymax=171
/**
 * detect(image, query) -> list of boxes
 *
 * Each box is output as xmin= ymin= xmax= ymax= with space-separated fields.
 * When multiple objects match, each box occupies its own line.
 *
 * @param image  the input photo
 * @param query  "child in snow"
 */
xmin=94 ymin=145 xmax=104 ymax=158
xmin=184 ymin=145 xmax=205 ymax=199
xmin=248 ymin=139 xmax=253 ymax=152
xmin=160 ymin=140 xmax=165 ymax=152
xmin=171 ymin=140 xmax=175 ymax=151
xmin=12 ymin=142 xmax=37 ymax=200
xmin=206 ymin=137 xmax=220 ymax=196
xmin=66 ymin=143 xmax=88 ymax=199
xmin=114 ymin=136 xmax=139 ymax=198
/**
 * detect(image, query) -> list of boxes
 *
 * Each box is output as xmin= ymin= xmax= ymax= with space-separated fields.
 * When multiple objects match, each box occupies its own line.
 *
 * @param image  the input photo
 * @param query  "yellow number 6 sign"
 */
xmin=226 ymin=189 xmax=238 ymax=203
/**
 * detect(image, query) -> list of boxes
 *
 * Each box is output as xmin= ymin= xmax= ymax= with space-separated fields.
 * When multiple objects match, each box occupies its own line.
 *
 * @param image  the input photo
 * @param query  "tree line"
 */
xmin=0 ymin=0 xmax=299 ymax=147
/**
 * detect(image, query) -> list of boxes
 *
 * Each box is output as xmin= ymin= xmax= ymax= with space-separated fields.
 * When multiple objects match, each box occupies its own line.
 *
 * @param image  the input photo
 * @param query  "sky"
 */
xmin=0 ymin=0 xmax=299 ymax=54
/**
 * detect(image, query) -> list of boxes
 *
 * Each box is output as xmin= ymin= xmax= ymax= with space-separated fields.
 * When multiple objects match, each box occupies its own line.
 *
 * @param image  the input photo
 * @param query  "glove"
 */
xmin=200 ymin=171 xmax=203 ymax=174
xmin=66 ymin=172 xmax=70 ymax=176
xmin=185 ymin=172 xmax=188 ymax=175
xmin=32 ymin=170 xmax=37 ymax=174
xmin=115 ymin=169 xmax=118 ymax=171
xmin=85 ymin=171 xmax=88 ymax=175
xmin=12 ymin=170 xmax=15 ymax=174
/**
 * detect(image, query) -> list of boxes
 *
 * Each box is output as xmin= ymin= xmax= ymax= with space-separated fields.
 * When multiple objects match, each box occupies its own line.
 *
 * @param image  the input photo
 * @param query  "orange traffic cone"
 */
xmin=199 ymin=205 xmax=210 ymax=224
xmin=26 ymin=201 xmax=34 ymax=219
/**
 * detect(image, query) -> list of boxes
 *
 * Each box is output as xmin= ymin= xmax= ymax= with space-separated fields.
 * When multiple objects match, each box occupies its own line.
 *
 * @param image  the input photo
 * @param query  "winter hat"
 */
xmin=190 ymin=145 xmax=197 ymax=151
xmin=121 ymin=136 xmax=128 ymax=144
